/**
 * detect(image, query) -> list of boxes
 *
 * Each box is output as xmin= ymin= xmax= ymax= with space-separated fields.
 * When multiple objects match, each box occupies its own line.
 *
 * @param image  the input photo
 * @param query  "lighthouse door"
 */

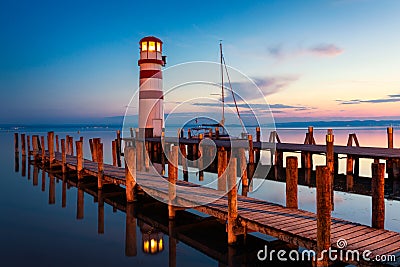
xmin=152 ymin=119 xmax=162 ymax=137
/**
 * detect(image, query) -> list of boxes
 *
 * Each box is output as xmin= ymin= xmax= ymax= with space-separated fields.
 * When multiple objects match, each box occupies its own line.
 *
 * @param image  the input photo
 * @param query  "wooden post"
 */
xmin=161 ymin=130 xmax=166 ymax=175
xmin=217 ymin=148 xmax=227 ymax=191
xmin=168 ymin=146 xmax=178 ymax=219
xmin=387 ymin=127 xmax=394 ymax=179
xmin=215 ymin=127 xmax=219 ymax=139
xmin=14 ymin=133 xmax=19 ymax=154
xmin=198 ymin=134 xmax=204 ymax=181
xmin=179 ymin=143 xmax=188 ymax=180
xmin=227 ymin=158 xmax=238 ymax=245
xmin=21 ymin=134 xmax=26 ymax=156
xmin=286 ymin=156 xmax=298 ymax=209
xmin=61 ymin=139 xmax=66 ymax=173
xmin=27 ymin=135 xmax=31 ymax=156
xmin=48 ymin=131 xmax=55 ymax=167
xmin=136 ymin=141 xmax=143 ymax=172
xmin=94 ymin=138 xmax=101 ymax=162
xmin=144 ymin=141 xmax=150 ymax=171
xmin=32 ymin=135 xmax=39 ymax=160
xmin=55 ymin=135 xmax=59 ymax=153
xmin=316 ymin=166 xmax=331 ymax=267
xmin=372 ymin=163 xmax=385 ymax=229
xmin=346 ymin=155 xmax=354 ymax=191
xmin=76 ymin=140 xmax=83 ymax=180
xmin=248 ymin=134 xmax=254 ymax=164
xmin=97 ymin=143 xmax=104 ymax=189
xmin=69 ymin=136 xmax=74 ymax=156
xmin=125 ymin=146 xmax=136 ymax=202
xmin=41 ymin=136 xmax=46 ymax=165
xmin=326 ymin=129 xmax=334 ymax=210
xmin=89 ymin=139 xmax=94 ymax=160
xmin=188 ymin=128 xmax=192 ymax=139
xmin=116 ymin=130 xmax=122 ymax=167
xmin=239 ymin=148 xmax=248 ymax=187
xmin=112 ymin=140 xmax=117 ymax=166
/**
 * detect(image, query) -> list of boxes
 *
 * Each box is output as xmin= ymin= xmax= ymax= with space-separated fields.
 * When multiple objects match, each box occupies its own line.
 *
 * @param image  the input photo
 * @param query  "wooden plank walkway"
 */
xmin=145 ymin=137 xmax=400 ymax=159
xmin=44 ymin=150 xmax=400 ymax=266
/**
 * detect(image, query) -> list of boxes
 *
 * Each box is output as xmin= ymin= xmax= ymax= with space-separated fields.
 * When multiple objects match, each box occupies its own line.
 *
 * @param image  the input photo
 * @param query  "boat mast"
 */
xmin=220 ymin=41 xmax=225 ymax=127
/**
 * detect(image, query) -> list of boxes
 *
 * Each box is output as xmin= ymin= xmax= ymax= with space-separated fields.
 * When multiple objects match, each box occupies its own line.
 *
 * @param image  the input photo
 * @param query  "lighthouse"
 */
xmin=138 ymin=36 xmax=166 ymax=138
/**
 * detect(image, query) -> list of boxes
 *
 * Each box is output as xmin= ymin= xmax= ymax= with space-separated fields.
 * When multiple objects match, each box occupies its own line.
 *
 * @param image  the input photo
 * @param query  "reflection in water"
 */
xmin=41 ymin=169 xmax=45 ymax=192
xmin=125 ymin=203 xmax=137 ymax=256
xmin=62 ymin=174 xmax=66 ymax=208
xmin=139 ymin=220 xmax=164 ymax=254
xmin=77 ymin=188 xmax=84 ymax=220
xmin=49 ymin=174 xmax=55 ymax=205
xmin=22 ymin=156 xmax=26 ymax=177
xmin=33 ymin=166 xmax=38 ymax=186
xmin=98 ymin=190 xmax=104 ymax=234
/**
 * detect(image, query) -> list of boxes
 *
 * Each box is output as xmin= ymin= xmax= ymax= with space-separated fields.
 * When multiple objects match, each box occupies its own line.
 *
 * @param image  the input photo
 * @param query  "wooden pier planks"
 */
xmin=41 ymin=150 xmax=400 ymax=266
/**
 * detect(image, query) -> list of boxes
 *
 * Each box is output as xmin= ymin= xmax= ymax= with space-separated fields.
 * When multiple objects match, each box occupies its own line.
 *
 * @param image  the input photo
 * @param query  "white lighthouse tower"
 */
xmin=138 ymin=36 xmax=166 ymax=138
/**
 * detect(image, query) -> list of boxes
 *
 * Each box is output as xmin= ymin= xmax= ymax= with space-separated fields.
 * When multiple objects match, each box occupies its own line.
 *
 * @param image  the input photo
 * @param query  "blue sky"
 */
xmin=1 ymin=0 xmax=400 ymax=124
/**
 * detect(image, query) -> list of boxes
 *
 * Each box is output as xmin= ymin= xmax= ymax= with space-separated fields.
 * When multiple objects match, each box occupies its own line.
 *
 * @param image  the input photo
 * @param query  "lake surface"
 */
xmin=1 ymin=126 xmax=399 ymax=266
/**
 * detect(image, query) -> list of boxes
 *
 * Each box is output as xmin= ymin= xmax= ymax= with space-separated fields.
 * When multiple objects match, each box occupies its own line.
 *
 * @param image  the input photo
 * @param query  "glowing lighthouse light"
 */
xmin=138 ymin=36 xmax=166 ymax=138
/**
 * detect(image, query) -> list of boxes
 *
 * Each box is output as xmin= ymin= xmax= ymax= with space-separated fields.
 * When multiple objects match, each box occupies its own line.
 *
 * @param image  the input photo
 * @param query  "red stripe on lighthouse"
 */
xmin=140 ymin=69 xmax=162 ymax=79
xmin=139 ymin=90 xmax=164 ymax=100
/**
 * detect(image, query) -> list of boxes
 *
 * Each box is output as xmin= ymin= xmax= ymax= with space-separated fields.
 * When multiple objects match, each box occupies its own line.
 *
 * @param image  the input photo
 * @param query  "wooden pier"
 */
xmin=14 ymin=129 xmax=400 ymax=266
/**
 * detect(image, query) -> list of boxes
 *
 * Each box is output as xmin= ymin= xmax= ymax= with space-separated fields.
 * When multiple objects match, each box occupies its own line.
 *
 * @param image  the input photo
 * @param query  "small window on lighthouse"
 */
xmin=149 ymin=41 xmax=156 ymax=52
xmin=156 ymin=42 xmax=161 ymax=52
xmin=141 ymin=42 xmax=147 ymax=51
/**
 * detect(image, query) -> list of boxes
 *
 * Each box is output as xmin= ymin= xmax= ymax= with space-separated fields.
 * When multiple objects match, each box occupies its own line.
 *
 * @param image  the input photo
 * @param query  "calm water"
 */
xmin=1 ymin=126 xmax=399 ymax=266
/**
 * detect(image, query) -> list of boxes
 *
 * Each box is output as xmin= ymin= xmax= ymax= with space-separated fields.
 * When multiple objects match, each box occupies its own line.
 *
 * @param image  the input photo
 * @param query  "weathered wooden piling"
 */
xmin=286 ymin=156 xmax=298 ymax=209
xmin=238 ymin=148 xmax=248 ymax=187
xmin=326 ymin=129 xmax=334 ymax=210
xmin=32 ymin=135 xmax=39 ymax=160
xmin=48 ymin=131 xmax=55 ymax=167
xmin=14 ymin=133 xmax=19 ymax=154
xmin=27 ymin=135 xmax=31 ymax=156
xmin=61 ymin=139 xmax=66 ymax=173
xmin=168 ymin=146 xmax=178 ymax=219
xmin=248 ymin=134 xmax=254 ymax=164
xmin=255 ymin=127 xmax=261 ymax=163
xmin=97 ymin=143 xmax=104 ymax=189
xmin=116 ymin=130 xmax=122 ymax=167
xmin=41 ymin=136 xmax=45 ymax=165
xmin=125 ymin=146 xmax=136 ymax=202
xmin=93 ymin=138 xmax=101 ymax=162
xmin=55 ymin=135 xmax=59 ymax=153
xmin=112 ymin=140 xmax=117 ymax=166
xmin=387 ymin=127 xmax=394 ymax=179
xmin=69 ymin=136 xmax=74 ymax=156
xmin=346 ymin=155 xmax=354 ymax=191
xmin=179 ymin=143 xmax=188 ymax=180
xmin=316 ymin=166 xmax=331 ymax=267
xmin=76 ymin=140 xmax=83 ymax=179
xmin=371 ymin=163 xmax=385 ymax=229
xmin=215 ymin=127 xmax=219 ymax=139
xmin=217 ymin=148 xmax=227 ymax=191
xmin=21 ymin=134 xmax=26 ymax=156
xmin=136 ymin=140 xmax=143 ymax=172
xmin=198 ymin=134 xmax=204 ymax=181
xmin=188 ymin=128 xmax=192 ymax=139
xmin=227 ymin=158 xmax=238 ymax=245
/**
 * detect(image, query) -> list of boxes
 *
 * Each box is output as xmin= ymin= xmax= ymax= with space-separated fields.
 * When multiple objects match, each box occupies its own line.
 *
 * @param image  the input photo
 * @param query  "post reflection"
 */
xmin=41 ymin=169 xmax=45 ymax=192
xmin=62 ymin=174 xmax=66 ymax=208
xmin=98 ymin=190 xmax=104 ymax=234
xmin=22 ymin=156 xmax=26 ymax=177
xmin=49 ymin=174 xmax=55 ymax=205
xmin=77 ymin=188 xmax=84 ymax=220
xmin=33 ymin=166 xmax=38 ymax=186
xmin=125 ymin=203 xmax=137 ymax=256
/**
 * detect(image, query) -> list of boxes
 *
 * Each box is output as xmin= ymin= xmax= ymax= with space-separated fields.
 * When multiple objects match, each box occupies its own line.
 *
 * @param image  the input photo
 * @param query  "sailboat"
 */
xmin=189 ymin=42 xmax=247 ymax=139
